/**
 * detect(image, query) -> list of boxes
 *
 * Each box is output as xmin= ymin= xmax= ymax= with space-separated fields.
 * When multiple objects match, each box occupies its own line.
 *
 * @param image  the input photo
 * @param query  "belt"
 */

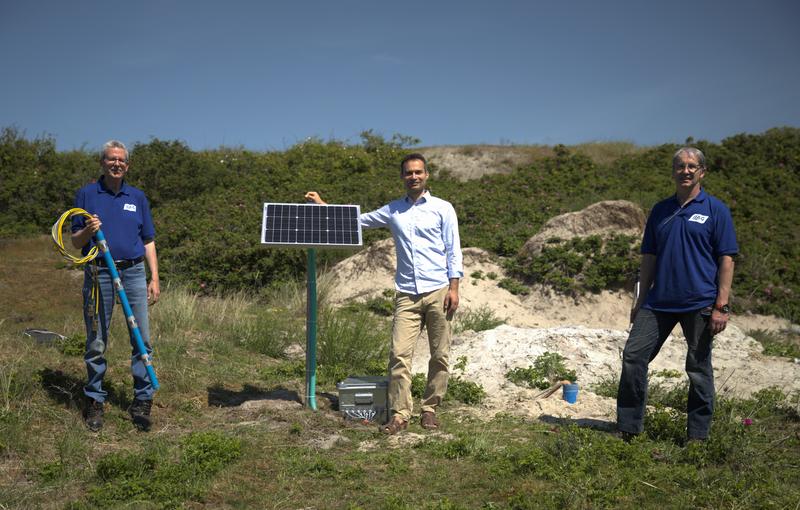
xmin=95 ymin=255 xmax=144 ymax=270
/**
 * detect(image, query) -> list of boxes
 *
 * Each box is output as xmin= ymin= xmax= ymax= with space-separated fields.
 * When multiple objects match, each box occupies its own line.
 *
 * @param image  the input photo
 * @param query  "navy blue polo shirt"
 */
xmin=642 ymin=189 xmax=738 ymax=313
xmin=72 ymin=177 xmax=155 ymax=261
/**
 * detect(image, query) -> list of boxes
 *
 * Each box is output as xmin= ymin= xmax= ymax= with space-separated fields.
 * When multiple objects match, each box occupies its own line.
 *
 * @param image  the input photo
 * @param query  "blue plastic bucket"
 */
xmin=562 ymin=383 xmax=579 ymax=404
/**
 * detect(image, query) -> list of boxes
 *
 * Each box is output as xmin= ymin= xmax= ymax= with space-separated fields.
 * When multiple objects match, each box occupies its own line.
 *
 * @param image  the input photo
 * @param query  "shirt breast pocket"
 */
xmin=415 ymin=213 xmax=442 ymax=237
xmin=122 ymin=203 xmax=142 ymax=232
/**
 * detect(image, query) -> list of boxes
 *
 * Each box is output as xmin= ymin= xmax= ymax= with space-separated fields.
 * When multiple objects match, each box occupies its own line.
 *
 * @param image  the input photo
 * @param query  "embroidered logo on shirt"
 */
xmin=688 ymin=214 xmax=708 ymax=224
xmin=124 ymin=203 xmax=137 ymax=212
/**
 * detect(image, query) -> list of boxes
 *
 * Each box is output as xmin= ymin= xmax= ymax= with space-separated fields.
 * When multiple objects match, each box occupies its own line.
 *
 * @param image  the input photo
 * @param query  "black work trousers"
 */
xmin=616 ymin=307 xmax=715 ymax=439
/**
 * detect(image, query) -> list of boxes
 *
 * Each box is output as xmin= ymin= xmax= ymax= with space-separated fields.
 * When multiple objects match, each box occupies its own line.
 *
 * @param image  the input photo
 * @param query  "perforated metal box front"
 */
xmin=337 ymin=376 xmax=389 ymax=423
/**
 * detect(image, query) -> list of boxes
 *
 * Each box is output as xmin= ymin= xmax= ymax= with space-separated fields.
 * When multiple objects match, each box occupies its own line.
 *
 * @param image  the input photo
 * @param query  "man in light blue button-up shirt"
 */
xmin=306 ymin=153 xmax=463 ymax=434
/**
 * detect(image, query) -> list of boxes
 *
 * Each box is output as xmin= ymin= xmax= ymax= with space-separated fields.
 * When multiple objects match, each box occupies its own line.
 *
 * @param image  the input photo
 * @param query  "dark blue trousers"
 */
xmin=616 ymin=308 xmax=715 ymax=439
xmin=82 ymin=262 xmax=153 ymax=403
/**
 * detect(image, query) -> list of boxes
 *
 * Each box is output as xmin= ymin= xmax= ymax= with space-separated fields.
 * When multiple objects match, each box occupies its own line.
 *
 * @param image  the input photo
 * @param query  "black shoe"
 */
xmin=129 ymin=399 xmax=153 ymax=432
xmin=85 ymin=399 xmax=104 ymax=432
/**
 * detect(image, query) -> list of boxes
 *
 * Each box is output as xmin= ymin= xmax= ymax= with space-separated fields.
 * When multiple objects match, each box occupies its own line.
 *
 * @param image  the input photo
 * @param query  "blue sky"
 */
xmin=1 ymin=0 xmax=798 ymax=152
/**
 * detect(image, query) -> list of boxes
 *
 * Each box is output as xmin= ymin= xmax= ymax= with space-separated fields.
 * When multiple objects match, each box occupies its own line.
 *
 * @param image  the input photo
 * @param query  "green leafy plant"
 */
xmin=446 ymin=376 xmax=486 ymax=405
xmin=748 ymin=329 xmax=800 ymax=358
xmin=58 ymin=334 xmax=85 ymax=357
xmin=510 ymin=234 xmax=639 ymax=295
xmin=86 ymin=431 xmax=241 ymax=508
xmin=498 ymin=277 xmax=529 ymax=296
xmin=411 ymin=370 xmax=486 ymax=405
xmin=364 ymin=295 xmax=394 ymax=316
xmin=506 ymin=352 xmax=577 ymax=390
xmin=453 ymin=306 xmax=505 ymax=334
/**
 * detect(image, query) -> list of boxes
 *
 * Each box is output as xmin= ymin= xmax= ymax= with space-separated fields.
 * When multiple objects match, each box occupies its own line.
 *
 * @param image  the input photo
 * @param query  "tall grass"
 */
xmin=317 ymin=309 xmax=390 ymax=384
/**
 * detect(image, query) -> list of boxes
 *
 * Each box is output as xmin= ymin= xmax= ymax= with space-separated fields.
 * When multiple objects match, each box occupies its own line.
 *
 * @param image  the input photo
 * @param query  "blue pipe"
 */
xmin=305 ymin=248 xmax=317 ymax=410
xmin=94 ymin=230 xmax=160 ymax=391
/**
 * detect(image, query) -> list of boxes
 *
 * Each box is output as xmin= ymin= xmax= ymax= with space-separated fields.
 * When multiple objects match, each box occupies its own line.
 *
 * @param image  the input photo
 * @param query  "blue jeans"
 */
xmin=616 ymin=308 xmax=715 ymax=439
xmin=82 ymin=262 xmax=154 ymax=403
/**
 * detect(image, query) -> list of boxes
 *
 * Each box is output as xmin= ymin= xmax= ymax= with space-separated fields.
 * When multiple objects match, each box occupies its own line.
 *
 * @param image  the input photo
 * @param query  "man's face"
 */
xmin=101 ymin=147 xmax=129 ymax=180
xmin=672 ymin=152 xmax=705 ymax=192
xmin=402 ymin=158 xmax=428 ymax=194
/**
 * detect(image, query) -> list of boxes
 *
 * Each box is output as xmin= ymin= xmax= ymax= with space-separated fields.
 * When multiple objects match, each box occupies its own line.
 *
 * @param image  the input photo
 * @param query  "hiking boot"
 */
xmin=129 ymin=399 xmax=153 ymax=432
xmin=85 ymin=399 xmax=104 ymax=432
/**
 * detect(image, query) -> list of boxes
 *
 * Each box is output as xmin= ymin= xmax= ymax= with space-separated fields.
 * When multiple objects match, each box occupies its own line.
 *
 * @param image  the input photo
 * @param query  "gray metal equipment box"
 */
xmin=336 ymin=376 xmax=389 ymax=423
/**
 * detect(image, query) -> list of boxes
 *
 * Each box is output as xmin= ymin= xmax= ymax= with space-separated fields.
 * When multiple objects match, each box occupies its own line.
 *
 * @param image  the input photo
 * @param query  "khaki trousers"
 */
xmin=388 ymin=285 xmax=452 ymax=421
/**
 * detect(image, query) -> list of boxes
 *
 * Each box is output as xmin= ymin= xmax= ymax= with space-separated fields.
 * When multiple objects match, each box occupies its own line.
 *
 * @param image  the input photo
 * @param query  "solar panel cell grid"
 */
xmin=261 ymin=203 xmax=362 ymax=247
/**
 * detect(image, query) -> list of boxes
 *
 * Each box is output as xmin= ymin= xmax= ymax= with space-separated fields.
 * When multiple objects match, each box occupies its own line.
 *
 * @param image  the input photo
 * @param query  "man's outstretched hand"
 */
xmin=304 ymin=191 xmax=326 ymax=204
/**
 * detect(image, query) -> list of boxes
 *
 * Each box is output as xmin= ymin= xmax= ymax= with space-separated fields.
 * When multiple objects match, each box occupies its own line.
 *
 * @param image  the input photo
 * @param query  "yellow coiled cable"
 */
xmin=51 ymin=208 xmax=99 ymax=265
xmin=52 ymin=208 xmax=101 ymax=332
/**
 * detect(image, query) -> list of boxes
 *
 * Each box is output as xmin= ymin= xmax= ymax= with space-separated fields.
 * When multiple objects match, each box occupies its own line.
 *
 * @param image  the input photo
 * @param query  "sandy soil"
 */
xmin=327 ymin=238 xmax=800 ymax=423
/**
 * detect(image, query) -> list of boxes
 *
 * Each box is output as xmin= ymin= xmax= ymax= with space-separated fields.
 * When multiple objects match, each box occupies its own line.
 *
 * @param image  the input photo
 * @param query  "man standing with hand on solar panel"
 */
xmin=71 ymin=140 xmax=160 ymax=432
xmin=616 ymin=147 xmax=737 ymax=443
xmin=305 ymin=153 xmax=463 ymax=434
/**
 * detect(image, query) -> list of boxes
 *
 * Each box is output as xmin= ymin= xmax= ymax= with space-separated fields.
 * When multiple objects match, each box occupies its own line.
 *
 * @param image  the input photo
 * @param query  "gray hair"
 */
xmin=101 ymin=140 xmax=129 ymax=162
xmin=672 ymin=147 xmax=706 ymax=169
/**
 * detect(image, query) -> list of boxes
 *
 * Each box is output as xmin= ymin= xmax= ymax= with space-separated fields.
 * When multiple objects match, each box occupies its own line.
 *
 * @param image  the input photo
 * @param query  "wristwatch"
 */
xmin=714 ymin=303 xmax=731 ymax=314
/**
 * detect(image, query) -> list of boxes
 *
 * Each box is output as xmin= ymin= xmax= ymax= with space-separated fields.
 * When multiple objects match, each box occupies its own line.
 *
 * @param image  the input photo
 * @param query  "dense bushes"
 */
xmin=507 ymin=234 xmax=640 ymax=294
xmin=2 ymin=127 xmax=799 ymax=320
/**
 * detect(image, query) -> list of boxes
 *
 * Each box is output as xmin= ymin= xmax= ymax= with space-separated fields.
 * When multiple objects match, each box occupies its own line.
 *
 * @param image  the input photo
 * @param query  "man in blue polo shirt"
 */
xmin=616 ymin=147 xmax=737 ymax=442
xmin=305 ymin=153 xmax=463 ymax=435
xmin=71 ymin=140 xmax=160 ymax=432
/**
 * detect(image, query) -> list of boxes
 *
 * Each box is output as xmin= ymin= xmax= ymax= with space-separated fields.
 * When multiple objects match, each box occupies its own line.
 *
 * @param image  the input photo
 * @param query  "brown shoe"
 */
xmin=420 ymin=411 xmax=440 ymax=430
xmin=380 ymin=416 xmax=408 ymax=435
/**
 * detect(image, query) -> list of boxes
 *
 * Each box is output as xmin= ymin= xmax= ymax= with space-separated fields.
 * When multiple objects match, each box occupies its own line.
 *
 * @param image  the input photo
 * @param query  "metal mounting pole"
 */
xmin=305 ymin=248 xmax=318 ymax=410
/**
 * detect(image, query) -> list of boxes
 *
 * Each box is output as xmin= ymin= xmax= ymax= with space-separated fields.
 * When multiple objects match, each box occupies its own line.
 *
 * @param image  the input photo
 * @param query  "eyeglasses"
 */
xmin=103 ymin=157 xmax=128 ymax=164
xmin=674 ymin=163 xmax=701 ymax=171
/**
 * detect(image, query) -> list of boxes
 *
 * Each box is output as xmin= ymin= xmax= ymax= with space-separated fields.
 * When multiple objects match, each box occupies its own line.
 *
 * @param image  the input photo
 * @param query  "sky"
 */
xmin=1 ymin=0 xmax=799 ymax=152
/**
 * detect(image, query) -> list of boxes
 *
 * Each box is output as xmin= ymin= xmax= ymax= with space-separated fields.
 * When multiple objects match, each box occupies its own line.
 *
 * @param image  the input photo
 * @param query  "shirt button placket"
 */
xmin=411 ymin=205 xmax=419 ymax=293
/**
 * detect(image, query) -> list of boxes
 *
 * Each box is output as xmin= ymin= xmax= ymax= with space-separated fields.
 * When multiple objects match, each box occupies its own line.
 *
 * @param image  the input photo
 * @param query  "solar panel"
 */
xmin=261 ymin=203 xmax=363 ymax=248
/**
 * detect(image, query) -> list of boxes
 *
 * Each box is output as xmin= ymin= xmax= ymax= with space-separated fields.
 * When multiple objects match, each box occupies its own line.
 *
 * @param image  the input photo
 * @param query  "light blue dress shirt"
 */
xmin=360 ymin=191 xmax=463 ymax=295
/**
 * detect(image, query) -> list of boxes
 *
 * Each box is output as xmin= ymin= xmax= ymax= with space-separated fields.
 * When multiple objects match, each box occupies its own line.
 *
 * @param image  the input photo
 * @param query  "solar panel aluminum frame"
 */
xmin=261 ymin=202 xmax=363 ymax=248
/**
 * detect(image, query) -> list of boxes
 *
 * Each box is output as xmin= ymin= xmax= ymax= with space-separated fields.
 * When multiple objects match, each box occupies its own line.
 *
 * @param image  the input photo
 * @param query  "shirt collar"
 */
xmin=405 ymin=190 xmax=431 ymax=204
xmin=672 ymin=187 xmax=707 ymax=206
xmin=96 ymin=176 xmax=129 ymax=196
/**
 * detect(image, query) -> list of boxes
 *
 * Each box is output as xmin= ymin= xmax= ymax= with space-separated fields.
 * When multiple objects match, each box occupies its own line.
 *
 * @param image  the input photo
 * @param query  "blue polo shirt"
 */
xmin=642 ymin=189 xmax=738 ymax=313
xmin=72 ymin=177 xmax=155 ymax=261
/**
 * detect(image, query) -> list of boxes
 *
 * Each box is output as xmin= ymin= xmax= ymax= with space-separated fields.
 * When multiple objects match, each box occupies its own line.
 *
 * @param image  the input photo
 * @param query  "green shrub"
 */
xmin=87 ymin=431 xmax=241 ymax=509
xmin=364 ymin=295 xmax=394 ymax=316
xmin=748 ymin=329 xmax=800 ymax=358
xmin=498 ymin=277 xmax=529 ymax=296
xmin=510 ymin=234 xmax=639 ymax=295
xmin=453 ymin=306 xmax=505 ymax=333
xmin=446 ymin=376 xmax=486 ymax=405
xmin=58 ymin=334 xmax=85 ymax=357
xmin=410 ymin=372 xmax=487 ymax=405
xmin=411 ymin=373 xmax=426 ymax=399
xmin=4 ymin=127 xmax=800 ymax=321
xmin=506 ymin=352 xmax=577 ymax=390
